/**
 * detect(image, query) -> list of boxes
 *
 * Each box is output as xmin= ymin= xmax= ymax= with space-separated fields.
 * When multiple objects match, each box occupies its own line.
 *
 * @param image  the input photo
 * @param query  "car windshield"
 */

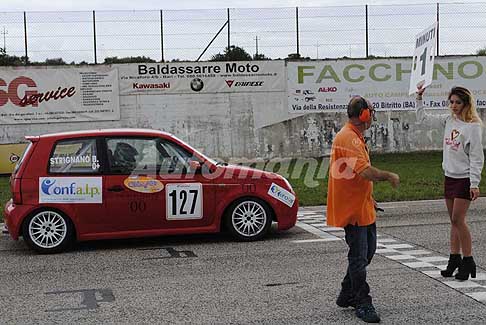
xmin=170 ymin=136 xmax=217 ymax=166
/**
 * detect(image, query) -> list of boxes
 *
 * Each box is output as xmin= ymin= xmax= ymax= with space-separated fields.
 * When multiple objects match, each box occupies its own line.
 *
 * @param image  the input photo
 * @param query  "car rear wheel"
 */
xmin=22 ymin=210 xmax=74 ymax=254
xmin=225 ymin=198 xmax=272 ymax=241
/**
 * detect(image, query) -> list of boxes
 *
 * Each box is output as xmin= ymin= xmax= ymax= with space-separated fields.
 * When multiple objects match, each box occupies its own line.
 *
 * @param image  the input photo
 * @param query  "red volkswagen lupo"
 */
xmin=4 ymin=129 xmax=298 ymax=253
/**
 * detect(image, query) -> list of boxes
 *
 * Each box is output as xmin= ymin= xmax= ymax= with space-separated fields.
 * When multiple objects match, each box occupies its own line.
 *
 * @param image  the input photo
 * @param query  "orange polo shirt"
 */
xmin=326 ymin=122 xmax=376 ymax=227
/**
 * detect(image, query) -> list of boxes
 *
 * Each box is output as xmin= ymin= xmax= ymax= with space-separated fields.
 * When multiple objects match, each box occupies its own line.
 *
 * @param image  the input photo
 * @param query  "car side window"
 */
xmin=157 ymin=139 xmax=194 ymax=175
xmin=49 ymin=139 xmax=100 ymax=174
xmin=106 ymin=138 xmax=159 ymax=175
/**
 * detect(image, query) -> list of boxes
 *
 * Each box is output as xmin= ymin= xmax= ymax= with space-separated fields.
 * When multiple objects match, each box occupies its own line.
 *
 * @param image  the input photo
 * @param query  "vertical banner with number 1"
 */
xmin=409 ymin=22 xmax=438 ymax=95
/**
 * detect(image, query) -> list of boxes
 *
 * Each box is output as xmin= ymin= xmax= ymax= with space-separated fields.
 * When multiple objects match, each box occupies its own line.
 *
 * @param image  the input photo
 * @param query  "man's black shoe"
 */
xmin=336 ymin=292 xmax=356 ymax=308
xmin=355 ymin=304 xmax=380 ymax=323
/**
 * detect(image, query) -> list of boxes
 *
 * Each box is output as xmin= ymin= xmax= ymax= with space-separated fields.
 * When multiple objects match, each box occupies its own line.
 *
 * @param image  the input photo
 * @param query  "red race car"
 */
xmin=5 ymin=129 xmax=298 ymax=253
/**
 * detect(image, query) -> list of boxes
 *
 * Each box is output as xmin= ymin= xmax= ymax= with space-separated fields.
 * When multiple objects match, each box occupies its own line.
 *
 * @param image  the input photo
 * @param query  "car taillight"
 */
xmin=12 ymin=178 xmax=22 ymax=204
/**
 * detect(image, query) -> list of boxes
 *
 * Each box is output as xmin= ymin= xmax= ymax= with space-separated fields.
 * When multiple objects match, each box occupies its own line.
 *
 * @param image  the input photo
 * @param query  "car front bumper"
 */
xmin=276 ymin=198 xmax=299 ymax=231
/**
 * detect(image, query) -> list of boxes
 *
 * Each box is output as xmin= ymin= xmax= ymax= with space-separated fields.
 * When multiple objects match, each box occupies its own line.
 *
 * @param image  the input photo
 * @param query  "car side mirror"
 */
xmin=189 ymin=160 xmax=201 ymax=171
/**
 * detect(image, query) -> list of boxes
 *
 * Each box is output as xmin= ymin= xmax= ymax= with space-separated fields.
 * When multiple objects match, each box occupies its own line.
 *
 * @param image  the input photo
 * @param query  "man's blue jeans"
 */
xmin=340 ymin=223 xmax=377 ymax=306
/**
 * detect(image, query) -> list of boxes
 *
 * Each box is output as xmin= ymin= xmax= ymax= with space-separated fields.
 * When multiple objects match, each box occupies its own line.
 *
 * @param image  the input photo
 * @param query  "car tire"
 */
xmin=22 ymin=210 xmax=75 ymax=254
xmin=225 ymin=197 xmax=272 ymax=241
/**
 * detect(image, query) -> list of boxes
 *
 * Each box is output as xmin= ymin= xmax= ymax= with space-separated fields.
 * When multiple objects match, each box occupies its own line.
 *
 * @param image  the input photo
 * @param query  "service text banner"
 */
xmin=0 ymin=66 xmax=119 ymax=124
xmin=118 ymin=61 xmax=285 ymax=95
xmin=287 ymin=57 xmax=486 ymax=113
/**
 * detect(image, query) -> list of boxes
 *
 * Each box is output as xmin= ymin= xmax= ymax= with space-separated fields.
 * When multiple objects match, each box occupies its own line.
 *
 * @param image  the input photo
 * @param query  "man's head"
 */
xmin=347 ymin=96 xmax=375 ymax=129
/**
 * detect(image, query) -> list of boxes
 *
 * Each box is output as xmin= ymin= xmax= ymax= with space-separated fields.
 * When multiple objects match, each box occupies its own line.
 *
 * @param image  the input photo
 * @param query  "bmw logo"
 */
xmin=190 ymin=78 xmax=204 ymax=92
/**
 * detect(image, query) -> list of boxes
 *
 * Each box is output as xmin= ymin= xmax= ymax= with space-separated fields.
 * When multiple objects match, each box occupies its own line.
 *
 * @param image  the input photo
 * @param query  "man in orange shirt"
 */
xmin=327 ymin=96 xmax=399 ymax=323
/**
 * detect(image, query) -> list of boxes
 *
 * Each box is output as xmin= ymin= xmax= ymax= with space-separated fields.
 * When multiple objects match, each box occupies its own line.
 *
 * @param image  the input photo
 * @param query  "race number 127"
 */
xmin=166 ymin=183 xmax=203 ymax=219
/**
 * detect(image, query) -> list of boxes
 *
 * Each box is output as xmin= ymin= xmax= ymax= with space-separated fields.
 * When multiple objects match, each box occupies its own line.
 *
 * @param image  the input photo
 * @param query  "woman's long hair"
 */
xmin=449 ymin=86 xmax=482 ymax=124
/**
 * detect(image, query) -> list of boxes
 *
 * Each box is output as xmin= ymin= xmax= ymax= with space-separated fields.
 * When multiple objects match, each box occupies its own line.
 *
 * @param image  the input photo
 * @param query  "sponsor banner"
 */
xmin=39 ymin=177 xmax=103 ymax=203
xmin=0 ymin=66 xmax=119 ymax=124
xmin=268 ymin=183 xmax=295 ymax=208
xmin=0 ymin=143 xmax=28 ymax=174
xmin=118 ymin=61 xmax=285 ymax=95
xmin=287 ymin=56 xmax=486 ymax=113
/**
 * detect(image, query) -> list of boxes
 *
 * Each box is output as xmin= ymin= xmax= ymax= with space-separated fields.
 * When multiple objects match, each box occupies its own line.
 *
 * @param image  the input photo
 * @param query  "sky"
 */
xmin=1 ymin=0 xmax=481 ymax=11
xmin=1 ymin=0 xmax=485 ymax=62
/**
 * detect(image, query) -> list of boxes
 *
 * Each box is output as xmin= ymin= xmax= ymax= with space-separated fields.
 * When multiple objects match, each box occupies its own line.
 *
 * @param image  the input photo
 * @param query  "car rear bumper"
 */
xmin=4 ymin=199 xmax=32 ymax=240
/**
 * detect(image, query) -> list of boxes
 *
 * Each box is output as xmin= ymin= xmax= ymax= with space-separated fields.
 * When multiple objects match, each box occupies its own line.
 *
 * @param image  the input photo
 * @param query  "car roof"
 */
xmin=33 ymin=128 xmax=173 ymax=140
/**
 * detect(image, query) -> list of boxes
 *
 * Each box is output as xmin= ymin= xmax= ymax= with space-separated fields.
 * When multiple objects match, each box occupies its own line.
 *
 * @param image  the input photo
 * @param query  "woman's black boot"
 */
xmin=455 ymin=256 xmax=476 ymax=280
xmin=441 ymin=254 xmax=462 ymax=277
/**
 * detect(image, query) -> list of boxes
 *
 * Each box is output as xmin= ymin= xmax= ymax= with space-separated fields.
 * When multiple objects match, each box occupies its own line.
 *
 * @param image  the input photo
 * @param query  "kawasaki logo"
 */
xmin=133 ymin=82 xmax=170 ymax=89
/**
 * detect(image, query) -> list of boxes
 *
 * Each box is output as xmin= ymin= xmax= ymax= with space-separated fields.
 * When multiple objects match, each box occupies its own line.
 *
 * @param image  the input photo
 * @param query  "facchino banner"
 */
xmin=118 ymin=61 xmax=285 ymax=95
xmin=287 ymin=56 xmax=486 ymax=113
xmin=0 ymin=66 xmax=120 ymax=124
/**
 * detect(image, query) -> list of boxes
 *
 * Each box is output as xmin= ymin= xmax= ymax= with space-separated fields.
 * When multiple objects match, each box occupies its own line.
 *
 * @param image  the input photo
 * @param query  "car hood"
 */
xmin=219 ymin=164 xmax=281 ymax=181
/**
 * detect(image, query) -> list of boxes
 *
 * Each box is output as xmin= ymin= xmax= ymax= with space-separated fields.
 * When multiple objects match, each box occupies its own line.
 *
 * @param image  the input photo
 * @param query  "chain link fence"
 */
xmin=1 ymin=3 xmax=486 ymax=64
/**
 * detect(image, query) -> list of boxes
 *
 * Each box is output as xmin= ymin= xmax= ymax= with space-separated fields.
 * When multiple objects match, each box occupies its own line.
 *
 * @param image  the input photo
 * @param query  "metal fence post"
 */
xmin=227 ymin=8 xmax=230 ymax=49
xmin=160 ymin=10 xmax=164 ymax=62
xmin=436 ymin=3 xmax=440 ymax=56
xmin=296 ymin=7 xmax=300 ymax=56
xmin=23 ymin=11 xmax=28 ymax=65
xmin=365 ymin=5 xmax=369 ymax=58
xmin=93 ymin=10 xmax=97 ymax=64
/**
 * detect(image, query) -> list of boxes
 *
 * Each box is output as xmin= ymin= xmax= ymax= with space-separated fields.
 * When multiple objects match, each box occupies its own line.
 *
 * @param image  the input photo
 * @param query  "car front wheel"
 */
xmin=22 ymin=210 xmax=74 ymax=254
xmin=225 ymin=198 xmax=272 ymax=241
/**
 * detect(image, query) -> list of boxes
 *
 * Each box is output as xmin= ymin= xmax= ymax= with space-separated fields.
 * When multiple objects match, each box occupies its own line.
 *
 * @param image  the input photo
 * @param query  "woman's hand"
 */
xmin=470 ymin=187 xmax=480 ymax=201
xmin=416 ymin=86 xmax=425 ymax=99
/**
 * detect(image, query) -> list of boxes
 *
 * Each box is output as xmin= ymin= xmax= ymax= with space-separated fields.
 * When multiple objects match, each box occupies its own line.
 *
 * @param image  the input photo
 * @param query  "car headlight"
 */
xmin=281 ymin=177 xmax=294 ymax=193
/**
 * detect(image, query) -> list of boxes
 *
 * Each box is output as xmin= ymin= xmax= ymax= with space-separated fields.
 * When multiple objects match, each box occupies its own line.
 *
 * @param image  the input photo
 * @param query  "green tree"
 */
xmin=44 ymin=58 xmax=66 ymax=65
xmin=253 ymin=53 xmax=270 ymax=60
xmin=210 ymin=45 xmax=252 ymax=61
xmin=0 ymin=48 xmax=27 ymax=66
xmin=286 ymin=53 xmax=301 ymax=60
xmin=103 ymin=56 xmax=156 ymax=64
xmin=477 ymin=47 xmax=486 ymax=56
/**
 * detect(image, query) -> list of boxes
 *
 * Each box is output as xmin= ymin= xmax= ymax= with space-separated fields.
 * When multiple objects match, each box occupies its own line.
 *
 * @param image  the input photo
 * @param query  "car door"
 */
xmin=47 ymin=137 xmax=106 ymax=235
xmin=156 ymin=138 xmax=216 ymax=230
xmin=103 ymin=136 xmax=166 ymax=232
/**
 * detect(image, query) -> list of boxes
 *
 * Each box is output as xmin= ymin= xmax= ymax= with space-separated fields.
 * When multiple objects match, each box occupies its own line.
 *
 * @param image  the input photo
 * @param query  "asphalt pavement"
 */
xmin=1 ymin=198 xmax=486 ymax=324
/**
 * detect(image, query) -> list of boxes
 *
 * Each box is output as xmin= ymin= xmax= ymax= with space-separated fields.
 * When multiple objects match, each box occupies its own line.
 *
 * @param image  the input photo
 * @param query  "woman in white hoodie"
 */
xmin=416 ymin=86 xmax=483 ymax=281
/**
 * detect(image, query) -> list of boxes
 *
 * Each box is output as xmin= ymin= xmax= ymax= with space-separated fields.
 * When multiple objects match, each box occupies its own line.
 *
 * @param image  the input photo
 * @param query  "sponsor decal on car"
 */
xmin=39 ymin=177 xmax=102 ymax=203
xmin=267 ymin=183 xmax=295 ymax=208
xmin=123 ymin=175 xmax=164 ymax=193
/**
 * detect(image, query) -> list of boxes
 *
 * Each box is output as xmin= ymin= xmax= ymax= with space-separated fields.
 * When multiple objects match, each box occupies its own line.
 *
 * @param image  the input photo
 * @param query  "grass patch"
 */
xmin=271 ymin=151 xmax=486 ymax=206
xmin=0 ymin=176 xmax=10 ymax=223
xmin=1 ymin=151 xmax=485 ymax=222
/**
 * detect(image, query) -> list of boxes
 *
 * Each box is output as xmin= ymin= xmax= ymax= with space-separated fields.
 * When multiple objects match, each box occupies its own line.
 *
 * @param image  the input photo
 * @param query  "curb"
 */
xmin=299 ymin=197 xmax=486 ymax=209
